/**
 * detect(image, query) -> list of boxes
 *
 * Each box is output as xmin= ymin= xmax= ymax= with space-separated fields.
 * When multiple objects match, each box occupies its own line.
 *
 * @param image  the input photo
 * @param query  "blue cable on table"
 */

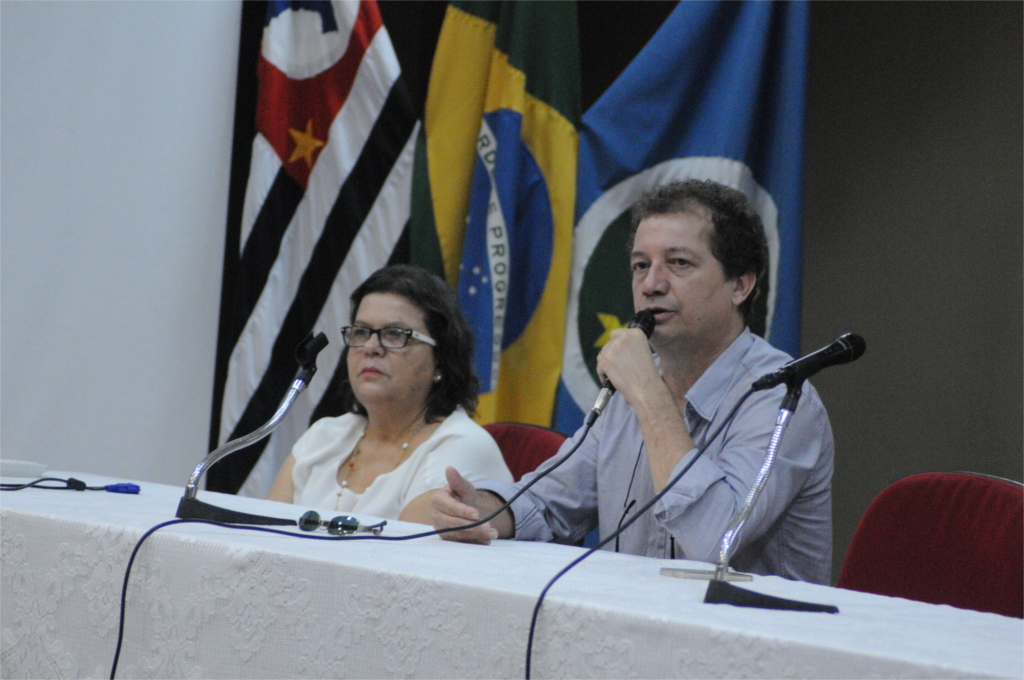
xmin=0 ymin=477 xmax=140 ymax=493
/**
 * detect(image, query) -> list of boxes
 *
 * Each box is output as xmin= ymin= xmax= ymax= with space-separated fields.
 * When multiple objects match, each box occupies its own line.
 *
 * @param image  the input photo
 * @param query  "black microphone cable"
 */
xmin=614 ymin=441 xmax=644 ymax=553
xmin=108 ymin=323 xmax=638 ymax=677
xmin=110 ymin=385 xmax=748 ymax=679
xmin=110 ymin=517 xmax=451 ymax=679
xmin=111 ymin=421 xmax=593 ymax=675
xmin=114 ymin=317 xmax=657 ymax=674
xmin=108 ymin=381 xmax=756 ymax=679
xmin=614 ymin=498 xmax=636 ymax=553
xmin=112 ymin=330 xmax=853 ymax=679
xmin=1 ymin=477 xmax=140 ymax=493
xmin=109 ymin=420 xmax=600 ymax=678
xmin=523 ymin=387 xmax=755 ymax=680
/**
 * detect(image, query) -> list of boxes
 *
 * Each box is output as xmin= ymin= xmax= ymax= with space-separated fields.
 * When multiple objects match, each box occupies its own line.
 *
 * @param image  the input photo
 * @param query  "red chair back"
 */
xmin=838 ymin=472 xmax=1023 ymax=618
xmin=483 ymin=422 xmax=567 ymax=482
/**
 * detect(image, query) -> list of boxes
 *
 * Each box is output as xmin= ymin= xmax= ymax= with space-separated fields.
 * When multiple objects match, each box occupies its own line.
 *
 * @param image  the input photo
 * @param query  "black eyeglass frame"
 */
xmin=340 ymin=324 xmax=437 ymax=349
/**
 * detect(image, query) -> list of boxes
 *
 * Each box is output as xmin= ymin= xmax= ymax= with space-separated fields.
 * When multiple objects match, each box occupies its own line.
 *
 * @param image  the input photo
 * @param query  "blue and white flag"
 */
xmin=555 ymin=1 xmax=809 ymax=433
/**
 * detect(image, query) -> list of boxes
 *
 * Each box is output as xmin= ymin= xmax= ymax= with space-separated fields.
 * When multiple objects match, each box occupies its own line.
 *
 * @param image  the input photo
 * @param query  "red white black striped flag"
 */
xmin=207 ymin=0 xmax=417 ymax=496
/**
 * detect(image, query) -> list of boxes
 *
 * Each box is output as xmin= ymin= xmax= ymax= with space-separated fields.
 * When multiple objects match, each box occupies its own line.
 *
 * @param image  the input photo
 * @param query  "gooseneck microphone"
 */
xmin=177 ymin=332 xmax=328 ymax=523
xmin=751 ymin=333 xmax=866 ymax=391
xmin=586 ymin=309 xmax=656 ymax=425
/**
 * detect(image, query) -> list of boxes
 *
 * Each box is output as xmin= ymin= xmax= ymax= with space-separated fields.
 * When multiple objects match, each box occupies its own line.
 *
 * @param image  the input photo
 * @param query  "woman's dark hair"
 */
xmin=342 ymin=264 xmax=479 ymax=422
xmin=629 ymin=179 xmax=768 ymax=322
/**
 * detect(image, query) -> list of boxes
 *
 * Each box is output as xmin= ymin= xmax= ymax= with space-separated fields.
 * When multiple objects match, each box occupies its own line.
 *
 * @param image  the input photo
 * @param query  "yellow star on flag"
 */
xmin=593 ymin=313 xmax=626 ymax=348
xmin=288 ymin=119 xmax=325 ymax=168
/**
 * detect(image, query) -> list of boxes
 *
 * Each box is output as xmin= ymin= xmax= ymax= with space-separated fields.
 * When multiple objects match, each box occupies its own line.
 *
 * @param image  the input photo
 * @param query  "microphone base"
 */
xmin=660 ymin=566 xmax=753 ymax=582
xmin=176 ymin=496 xmax=296 ymax=527
xmin=704 ymin=579 xmax=838 ymax=613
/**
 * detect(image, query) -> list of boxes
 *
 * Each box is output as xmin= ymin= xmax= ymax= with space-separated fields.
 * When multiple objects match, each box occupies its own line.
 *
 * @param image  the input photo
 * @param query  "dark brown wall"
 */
xmin=804 ymin=1 xmax=1023 ymax=579
xmin=380 ymin=0 xmax=1024 ymax=582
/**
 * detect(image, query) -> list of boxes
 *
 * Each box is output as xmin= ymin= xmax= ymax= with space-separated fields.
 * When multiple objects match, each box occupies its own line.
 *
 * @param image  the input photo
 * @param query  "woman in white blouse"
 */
xmin=267 ymin=265 xmax=512 ymax=524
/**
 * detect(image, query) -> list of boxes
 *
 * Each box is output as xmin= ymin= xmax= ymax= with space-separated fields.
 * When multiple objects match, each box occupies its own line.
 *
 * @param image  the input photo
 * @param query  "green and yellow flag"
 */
xmin=411 ymin=1 xmax=580 ymax=427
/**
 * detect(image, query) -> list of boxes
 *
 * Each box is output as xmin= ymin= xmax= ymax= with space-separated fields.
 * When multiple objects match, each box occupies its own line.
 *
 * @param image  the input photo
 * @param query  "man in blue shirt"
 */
xmin=430 ymin=179 xmax=833 ymax=584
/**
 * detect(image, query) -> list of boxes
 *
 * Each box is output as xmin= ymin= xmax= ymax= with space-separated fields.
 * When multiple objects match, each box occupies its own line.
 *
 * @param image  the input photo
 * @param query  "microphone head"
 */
xmin=296 ymin=332 xmax=329 ymax=366
xmin=630 ymin=309 xmax=656 ymax=338
xmin=837 ymin=333 xmax=866 ymax=364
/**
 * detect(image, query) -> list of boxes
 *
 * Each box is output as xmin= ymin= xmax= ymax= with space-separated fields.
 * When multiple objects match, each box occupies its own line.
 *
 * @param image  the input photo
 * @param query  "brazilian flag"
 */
xmin=410 ymin=1 xmax=580 ymax=428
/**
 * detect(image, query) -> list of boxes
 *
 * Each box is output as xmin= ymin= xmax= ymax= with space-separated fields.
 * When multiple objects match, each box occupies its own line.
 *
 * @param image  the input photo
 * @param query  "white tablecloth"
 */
xmin=2 ymin=472 xmax=1021 ymax=679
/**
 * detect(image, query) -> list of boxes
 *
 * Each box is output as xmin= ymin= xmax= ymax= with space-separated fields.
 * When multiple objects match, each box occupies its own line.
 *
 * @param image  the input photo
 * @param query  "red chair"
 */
xmin=483 ymin=422 xmax=567 ymax=482
xmin=837 ymin=472 xmax=1023 ymax=618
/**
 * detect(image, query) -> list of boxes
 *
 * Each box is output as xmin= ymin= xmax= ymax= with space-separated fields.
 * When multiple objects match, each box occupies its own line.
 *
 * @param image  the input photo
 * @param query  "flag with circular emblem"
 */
xmin=410 ymin=1 xmax=580 ymax=427
xmin=554 ymin=1 xmax=809 ymax=433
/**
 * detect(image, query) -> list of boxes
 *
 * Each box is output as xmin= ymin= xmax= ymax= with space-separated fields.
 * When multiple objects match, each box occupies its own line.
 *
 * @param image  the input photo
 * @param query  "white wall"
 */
xmin=1 ymin=1 xmax=241 ymax=485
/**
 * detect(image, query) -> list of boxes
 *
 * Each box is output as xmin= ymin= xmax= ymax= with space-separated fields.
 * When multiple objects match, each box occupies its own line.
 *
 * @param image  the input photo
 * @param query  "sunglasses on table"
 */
xmin=340 ymin=325 xmax=436 ymax=349
xmin=298 ymin=510 xmax=386 ymax=536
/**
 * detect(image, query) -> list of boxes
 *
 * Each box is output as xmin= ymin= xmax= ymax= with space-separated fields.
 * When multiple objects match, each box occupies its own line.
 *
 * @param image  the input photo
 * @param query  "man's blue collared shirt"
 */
xmin=478 ymin=329 xmax=834 ymax=584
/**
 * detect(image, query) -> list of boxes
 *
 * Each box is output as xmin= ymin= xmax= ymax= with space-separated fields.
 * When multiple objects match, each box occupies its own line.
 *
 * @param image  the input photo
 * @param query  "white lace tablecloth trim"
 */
xmin=2 ymin=472 xmax=1021 ymax=678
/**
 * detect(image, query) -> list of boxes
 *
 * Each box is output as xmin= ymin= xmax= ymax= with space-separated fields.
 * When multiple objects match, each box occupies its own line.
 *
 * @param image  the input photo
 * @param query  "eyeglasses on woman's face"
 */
xmin=340 ymin=324 xmax=436 ymax=349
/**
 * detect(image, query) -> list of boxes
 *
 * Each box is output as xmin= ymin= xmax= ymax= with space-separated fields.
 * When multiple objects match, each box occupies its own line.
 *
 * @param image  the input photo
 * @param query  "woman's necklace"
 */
xmin=338 ymin=432 xmax=367 ymax=490
xmin=335 ymin=419 xmax=429 ymax=508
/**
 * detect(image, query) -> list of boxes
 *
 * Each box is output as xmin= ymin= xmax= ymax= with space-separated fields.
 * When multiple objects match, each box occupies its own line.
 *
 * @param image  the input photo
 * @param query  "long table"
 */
xmin=2 ymin=472 xmax=1021 ymax=679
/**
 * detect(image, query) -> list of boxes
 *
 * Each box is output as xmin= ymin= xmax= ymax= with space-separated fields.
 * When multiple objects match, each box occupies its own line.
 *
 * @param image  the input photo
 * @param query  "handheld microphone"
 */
xmin=586 ymin=310 xmax=656 ymax=425
xmin=752 ymin=333 xmax=866 ymax=391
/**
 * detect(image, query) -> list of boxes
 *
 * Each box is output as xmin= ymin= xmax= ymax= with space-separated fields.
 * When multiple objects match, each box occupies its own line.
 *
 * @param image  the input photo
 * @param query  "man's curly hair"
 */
xmin=630 ymin=179 xmax=768 ymax=322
